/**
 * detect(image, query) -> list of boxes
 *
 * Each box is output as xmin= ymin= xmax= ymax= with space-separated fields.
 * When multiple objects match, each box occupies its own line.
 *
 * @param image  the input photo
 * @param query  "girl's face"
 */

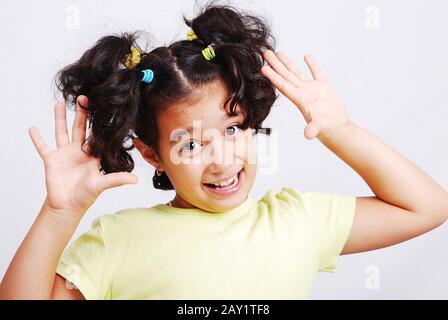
xmin=136 ymin=79 xmax=257 ymax=212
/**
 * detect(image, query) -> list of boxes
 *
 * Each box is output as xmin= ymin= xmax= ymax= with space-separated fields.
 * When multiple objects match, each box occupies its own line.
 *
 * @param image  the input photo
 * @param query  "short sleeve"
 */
xmin=281 ymin=187 xmax=356 ymax=273
xmin=56 ymin=217 xmax=112 ymax=299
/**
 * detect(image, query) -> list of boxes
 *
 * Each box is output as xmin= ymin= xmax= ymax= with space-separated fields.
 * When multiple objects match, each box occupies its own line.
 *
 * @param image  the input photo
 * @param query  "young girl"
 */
xmin=1 ymin=3 xmax=447 ymax=300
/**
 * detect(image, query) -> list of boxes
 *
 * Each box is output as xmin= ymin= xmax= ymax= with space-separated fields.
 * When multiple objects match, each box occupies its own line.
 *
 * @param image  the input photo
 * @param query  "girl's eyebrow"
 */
xmin=168 ymin=115 xmax=242 ymax=144
xmin=169 ymin=127 xmax=193 ymax=144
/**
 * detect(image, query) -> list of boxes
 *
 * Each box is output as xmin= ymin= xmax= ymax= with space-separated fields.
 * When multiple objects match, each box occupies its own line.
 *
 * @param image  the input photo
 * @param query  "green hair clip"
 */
xmin=202 ymin=44 xmax=216 ymax=61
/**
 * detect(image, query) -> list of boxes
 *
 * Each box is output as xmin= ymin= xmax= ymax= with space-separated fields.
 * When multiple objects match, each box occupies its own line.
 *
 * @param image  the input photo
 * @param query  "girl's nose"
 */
xmin=205 ymin=137 xmax=236 ymax=167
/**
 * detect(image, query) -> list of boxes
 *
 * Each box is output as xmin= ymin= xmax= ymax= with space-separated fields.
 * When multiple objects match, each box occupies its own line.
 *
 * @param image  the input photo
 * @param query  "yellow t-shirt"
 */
xmin=56 ymin=187 xmax=356 ymax=300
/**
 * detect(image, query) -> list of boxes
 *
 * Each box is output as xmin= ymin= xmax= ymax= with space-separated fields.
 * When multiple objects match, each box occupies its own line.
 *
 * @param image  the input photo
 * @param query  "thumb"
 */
xmin=304 ymin=121 xmax=320 ymax=140
xmin=97 ymin=172 xmax=139 ymax=191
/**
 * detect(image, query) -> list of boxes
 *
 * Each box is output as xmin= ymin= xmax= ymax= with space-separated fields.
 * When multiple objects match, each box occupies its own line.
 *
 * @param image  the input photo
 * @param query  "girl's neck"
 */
xmin=168 ymin=194 xmax=198 ymax=209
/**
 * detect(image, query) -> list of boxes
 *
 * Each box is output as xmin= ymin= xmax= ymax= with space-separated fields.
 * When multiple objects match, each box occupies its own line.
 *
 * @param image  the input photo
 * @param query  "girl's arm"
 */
xmin=0 ymin=97 xmax=138 ymax=299
xmin=260 ymin=50 xmax=448 ymax=254
xmin=319 ymin=121 xmax=448 ymax=254
xmin=0 ymin=201 xmax=85 ymax=299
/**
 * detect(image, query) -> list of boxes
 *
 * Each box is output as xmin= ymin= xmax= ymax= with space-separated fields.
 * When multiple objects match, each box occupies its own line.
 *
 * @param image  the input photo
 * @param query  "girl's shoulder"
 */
xmin=90 ymin=205 xmax=167 ymax=233
xmin=258 ymin=186 xmax=356 ymax=219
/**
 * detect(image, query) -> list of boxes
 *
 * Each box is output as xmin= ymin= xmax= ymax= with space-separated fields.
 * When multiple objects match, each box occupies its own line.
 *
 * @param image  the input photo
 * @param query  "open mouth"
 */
xmin=202 ymin=169 xmax=243 ymax=194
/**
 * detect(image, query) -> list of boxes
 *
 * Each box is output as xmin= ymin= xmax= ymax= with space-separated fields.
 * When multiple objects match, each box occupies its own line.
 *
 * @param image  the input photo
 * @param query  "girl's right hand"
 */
xmin=28 ymin=96 xmax=139 ymax=220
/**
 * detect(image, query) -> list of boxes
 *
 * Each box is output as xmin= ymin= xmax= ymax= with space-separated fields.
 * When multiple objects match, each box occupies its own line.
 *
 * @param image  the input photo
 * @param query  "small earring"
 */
xmin=156 ymin=169 xmax=163 ymax=176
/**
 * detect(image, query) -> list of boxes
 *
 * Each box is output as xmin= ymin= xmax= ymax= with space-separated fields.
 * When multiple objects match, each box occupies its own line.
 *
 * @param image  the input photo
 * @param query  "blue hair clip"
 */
xmin=141 ymin=69 xmax=154 ymax=84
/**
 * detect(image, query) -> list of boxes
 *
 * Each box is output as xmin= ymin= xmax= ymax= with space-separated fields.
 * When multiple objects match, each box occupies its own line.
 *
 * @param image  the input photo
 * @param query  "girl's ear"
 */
xmin=132 ymin=138 xmax=162 ymax=169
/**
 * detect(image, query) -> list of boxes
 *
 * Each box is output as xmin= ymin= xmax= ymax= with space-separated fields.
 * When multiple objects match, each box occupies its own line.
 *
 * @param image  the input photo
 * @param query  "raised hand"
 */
xmin=28 ymin=96 xmax=138 ymax=219
xmin=261 ymin=50 xmax=351 ymax=141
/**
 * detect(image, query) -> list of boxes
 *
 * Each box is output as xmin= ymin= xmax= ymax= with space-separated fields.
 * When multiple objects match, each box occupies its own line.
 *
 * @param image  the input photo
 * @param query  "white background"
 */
xmin=1 ymin=0 xmax=447 ymax=299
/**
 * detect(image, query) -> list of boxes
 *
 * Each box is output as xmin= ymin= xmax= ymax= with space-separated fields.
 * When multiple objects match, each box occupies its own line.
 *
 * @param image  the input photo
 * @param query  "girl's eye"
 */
xmin=182 ymin=140 xmax=201 ymax=152
xmin=225 ymin=124 xmax=241 ymax=137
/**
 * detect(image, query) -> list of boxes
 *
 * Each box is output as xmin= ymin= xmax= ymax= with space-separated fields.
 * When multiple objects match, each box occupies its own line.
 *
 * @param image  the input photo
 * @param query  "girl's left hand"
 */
xmin=261 ymin=50 xmax=351 ymax=141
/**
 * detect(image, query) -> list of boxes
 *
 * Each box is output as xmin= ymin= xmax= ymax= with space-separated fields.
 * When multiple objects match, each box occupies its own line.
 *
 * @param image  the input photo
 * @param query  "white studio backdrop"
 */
xmin=1 ymin=0 xmax=447 ymax=299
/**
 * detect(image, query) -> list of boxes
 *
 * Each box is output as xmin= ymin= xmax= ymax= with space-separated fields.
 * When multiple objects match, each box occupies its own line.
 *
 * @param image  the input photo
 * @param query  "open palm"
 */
xmin=261 ymin=50 xmax=350 ymax=141
xmin=29 ymin=96 xmax=138 ymax=216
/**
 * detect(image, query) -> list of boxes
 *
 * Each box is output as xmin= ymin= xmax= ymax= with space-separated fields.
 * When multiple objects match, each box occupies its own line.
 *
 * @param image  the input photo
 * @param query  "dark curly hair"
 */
xmin=55 ymin=1 xmax=278 ymax=190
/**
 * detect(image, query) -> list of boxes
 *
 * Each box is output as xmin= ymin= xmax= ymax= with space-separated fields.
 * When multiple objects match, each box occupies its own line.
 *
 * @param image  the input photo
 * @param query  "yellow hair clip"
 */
xmin=187 ymin=29 xmax=198 ymax=41
xmin=124 ymin=47 xmax=142 ymax=69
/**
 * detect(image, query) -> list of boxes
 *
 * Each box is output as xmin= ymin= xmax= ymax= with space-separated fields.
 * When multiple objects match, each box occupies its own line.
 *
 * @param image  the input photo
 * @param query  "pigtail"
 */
xmin=86 ymin=67 xmax=143 ymax=173
xmin=55 ymin=32 xmax=148 ymax=174
xmin=182 ymin=3 xmax=277 ymax=134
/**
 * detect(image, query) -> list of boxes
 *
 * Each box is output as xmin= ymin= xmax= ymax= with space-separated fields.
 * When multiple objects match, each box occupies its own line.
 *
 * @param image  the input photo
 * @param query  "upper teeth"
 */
xmin=212 ymin=173 xmax=238 ymax=187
